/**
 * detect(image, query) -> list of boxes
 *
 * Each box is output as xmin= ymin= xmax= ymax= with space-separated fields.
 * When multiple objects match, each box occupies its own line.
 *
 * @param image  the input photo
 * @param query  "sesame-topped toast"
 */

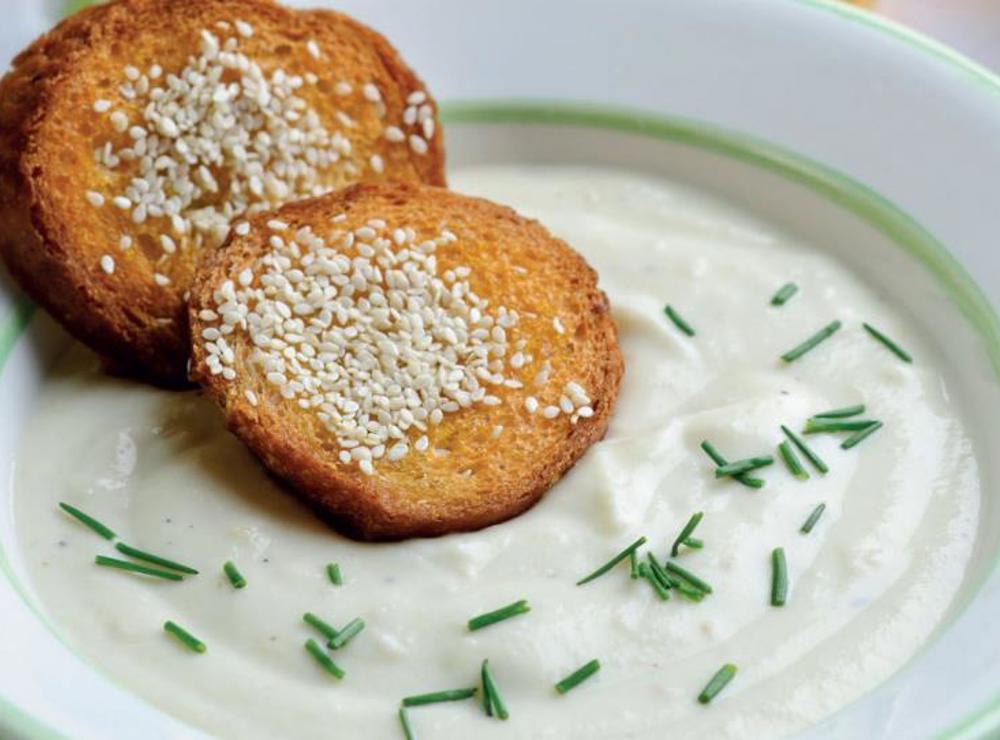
xmin=0 ymin=0 xmax=445 ymax=386
xmin=188 ymin=183 xmax=624 ymax=540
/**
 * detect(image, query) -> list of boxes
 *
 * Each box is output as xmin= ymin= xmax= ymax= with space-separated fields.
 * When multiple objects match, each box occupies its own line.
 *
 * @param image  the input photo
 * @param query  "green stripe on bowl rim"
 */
xmin=13 ymin=5 xmax=1000 ymax=738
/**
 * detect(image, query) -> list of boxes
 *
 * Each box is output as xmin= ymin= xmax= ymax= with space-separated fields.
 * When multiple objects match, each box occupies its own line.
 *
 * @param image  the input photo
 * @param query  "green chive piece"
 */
xmin=468 ymin=600 xmax=531 ymax=631
xmin=328 ymin=617 xmax=365 ymax=649
xmin=94 ymin=555 xmax=182 ymax=581
xmin=305 ymin=638 xmax=345 ymax=679
xmin=398 ymin=708 xmax=416 ymax=740
xmin=664 ymin=305 xmax=696 ymax=337
xmin=629 ymin=549 xmax=639 ymax=579
xmin=770 ymin=282 xmax=798 ymax=306
xmin=576 ymin=536 xmax=647 ymax=586
xmin=771 ymin=548 xmax=788 ymax=607
xmin=684 ymin=537 xmax=704 ymax=549
xmin=699 ymin=441 xmax=764 ymax=489
xmin=863 ymin=322 xmax=913 ymax=363
xmin=58 ymin=502 xmax=116 ymax=540
xmin=803 ymin=418 xmax=879 ymax=434
xmin=780 ymin=425 xmax=828 ymax=475
xmin=163 ymin=620 xmax=206 ymax=653
xmin=555 ymin=659 xmax=601 ymax=694
xmin=402 ymin=688 xmax=477 ymax=707
xmin=778 ymin=441 xmax=809 ymax=481
xmin=813 ymin=404 xmax=865 ymax=419
xmin=114 ymin=542 xmax=198 ymax=575
xmin=671 ymin=512 xmax=704 ymax=557
xmin=698 ymin=663 xmax=738 ymax=704
xmin=303 ymin=612 xmax=338 ymax=641
xmin=223 ymin=561 xmax=246 ymax=589
xmin=481 ymin=659 xmax=509 ymax=720
xmin=841 ymin=421 xmax=883 ymax=450
xmin=664 ymin=561 xmax=713 ymax=594
xmin=780 ymin=320 xmax=842 ymax=363
xmin=675 ymin=580 xmax=708 ymax=602
xmin=801 ymin=503 xmax=827 ymax=534
xmin=326 ymin=562 xmax=342 ymax=585
xmin=644 ymin=554 xmax=672 ymax=600
xmin=714 ymin=456 xmax=774 ymax=478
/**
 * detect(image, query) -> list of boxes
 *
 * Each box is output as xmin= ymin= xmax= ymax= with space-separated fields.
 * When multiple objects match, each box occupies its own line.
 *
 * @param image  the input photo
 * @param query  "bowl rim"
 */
xmin=5 ymin=1 xmax=1000 ymax=737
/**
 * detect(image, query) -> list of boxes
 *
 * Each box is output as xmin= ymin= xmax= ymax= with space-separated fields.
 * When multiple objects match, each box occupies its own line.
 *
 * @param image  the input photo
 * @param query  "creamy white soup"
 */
xmin=13 ymin=166 xmax=980 ymax=738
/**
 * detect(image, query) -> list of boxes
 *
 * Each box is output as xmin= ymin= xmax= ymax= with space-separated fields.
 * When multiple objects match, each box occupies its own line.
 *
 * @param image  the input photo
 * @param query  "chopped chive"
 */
xmin=305 ymin=638 xmax=345 ymax=679
xmin=555 ymin=659 xmax=601 ymax=694
xmin=780 ymin=320 xmax=842 ymax=363
xmin=481 ymin=660 xmax=509 ymax=720
xmin=698 ymin=663 xmax=737 ymax=704
xmin=481 ymin=660 xmax=493 ymax=716
xmin=771 ymin=548 xmax=788 ymax=607
xmin=684 ymin=537 xmax=704 ymax=549
xmin=329 ymin=617 xmax=365 ymax=649
xmin=402 ymin=688 xmax=477 ymax=707
xmin=801 ymin=503 xmax=827 ymax=534
xmin=715 ymin=456 xmax=774 ymax=478
xmin=674 ymin=580 xmax=708 ymax=602
xmin=163 ymin=620 xmax=206 ymax=653
xmin=770 ymin=282 xmax=798 ymax=306
xmin=223 ymin=561 xmax=246 ymax=589
xmin=576 ymin=536 xmax=647 ymax=586
xmin=780 ymin=425 xmax=828 ymax=475
xmin=399 ymin=708 xmax=416 ymax=740
xmin=468 ymin=600 xmax=530 ymax=631
xmin=58 ymin=502 xmax=116 ymax=540
xmin=94 ymin=555 xmax=182 ymax=581
xmin=804 ymin=418 xmax=879 ymax=434
xmin=841 ymin=421 xmax=883 ymax=450
xmin=629 ymin=549 xmax=639 ymax=579
xmin=778 ymin=441 xmax=809 ymax=481
xmin=671 ymin=512 xmax=704 ymax=557
xmin=664 ymin=561 xmax=713 ymax=594
xmin=863 ymin=322 xmax=913 ymax=363
xmin=326 ymin=562 xmax=342 ymax=585
xmin=644 ymin=554 xmax=673 ymax=600
xmin=115 ymin=542 xmax=198 ymax=575
xmin=664 ymin=305 xmax=696 ymax=336
xmin=813 ymin=404 xmax=865 ymax=419
xmin=303 ymin=612 xmax=338 ymax=641
xmin=700 ymin=441 xmax=765 ymax=489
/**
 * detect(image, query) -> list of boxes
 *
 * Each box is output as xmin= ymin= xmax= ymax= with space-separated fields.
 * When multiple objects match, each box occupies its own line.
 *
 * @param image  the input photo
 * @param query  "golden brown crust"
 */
xmin=0 ymin=0 xmax=445 ymax=387
xmin=189 ymin=183 xmax=624 ymax=540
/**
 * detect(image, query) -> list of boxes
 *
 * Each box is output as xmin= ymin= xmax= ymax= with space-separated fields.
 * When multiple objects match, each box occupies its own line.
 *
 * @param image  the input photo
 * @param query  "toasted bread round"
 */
xmin=188 ymin=183 xmax=624 ymax=540
xmin=0 ymin=0 xmax=445 ymax=386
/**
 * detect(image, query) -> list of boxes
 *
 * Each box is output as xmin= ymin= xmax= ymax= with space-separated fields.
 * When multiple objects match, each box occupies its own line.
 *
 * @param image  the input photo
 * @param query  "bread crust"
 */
xmin=189 ymin=183 xmax=624 ymax=540
xmin=0 ymin=0 xmax=445 ymax=387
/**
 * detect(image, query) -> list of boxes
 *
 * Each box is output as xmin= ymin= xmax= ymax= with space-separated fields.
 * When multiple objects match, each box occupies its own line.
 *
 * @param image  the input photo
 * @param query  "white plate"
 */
xmin=3 ymin=1 xmax=1000 ymax=738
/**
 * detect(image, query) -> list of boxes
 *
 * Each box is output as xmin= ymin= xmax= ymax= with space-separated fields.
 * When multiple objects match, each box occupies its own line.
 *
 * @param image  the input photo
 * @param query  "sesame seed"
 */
xmin=362 ymin=83 xmax=381 ymax=102
xmin=335 ymin=81 xmax=352 ymax=96
xmin=123 ymin=65 xmax=140 ymax=81
xmin=93 ymin=99 xmax=112 ymax=113
xmin=99 ymin=254 xmax=115 ymax=274
xmin=422 ymin=118 xmax=435 ymax=140
xmin=370 ymin=154 xmax=384 ymax=174
xmin=153 ymin=273 xmax=170 ymax=286
xmin=406 ymin=91 xmax=426 ymax=105
xmin=110 ymin=111 xmax=128 ymax=132
xmin=119 ymin=235 xmax=132 ymax=250
xmin=384 ymin=126 xmax=405 ymax=143
xmin=267 ymin=220 xmax=288 ymax=231
xmin=160 ymin=234 xmax=177 ymax=254
xmin=408 ymin=135 xmax=428 ymax=155
xmin=553 ymin=317 xmax=566 ymax=334
xmin=86 ymin=191 xmax=105 ymax=207
xmin=235 ymin=20 xmax=253 ymax=37
xmin=307 ymin=40 xmax=321 ymax=59
xmin=525 ymin=397 xmax=539 ymax=413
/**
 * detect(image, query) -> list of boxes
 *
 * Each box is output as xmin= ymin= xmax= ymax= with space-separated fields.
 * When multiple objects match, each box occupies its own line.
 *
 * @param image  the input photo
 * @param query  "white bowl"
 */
xmin=3 ymin=1 xmax=1000 ymax=737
